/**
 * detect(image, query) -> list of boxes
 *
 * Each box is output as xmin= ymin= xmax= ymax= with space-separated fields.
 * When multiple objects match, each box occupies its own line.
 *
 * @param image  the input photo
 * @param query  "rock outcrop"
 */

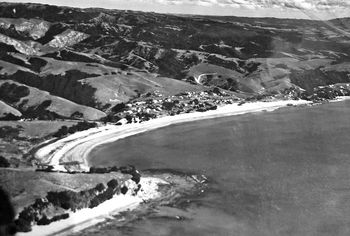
xmin=47 ymin=29 xmax=89 ymax=48
xmin=15 ymin=165 xmax=142 ymax=233
xmin=0 ymin=33 xmax=40 ymax=55
xmin=0 ymin=17 xmax=51 ymax=40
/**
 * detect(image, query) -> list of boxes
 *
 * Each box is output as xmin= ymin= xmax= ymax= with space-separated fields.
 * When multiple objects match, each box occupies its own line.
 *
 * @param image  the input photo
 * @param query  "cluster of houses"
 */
xmin=310 ymin=83 xmax=350 ymax=101
xmin=105 ymin=83 xmax=350 ymax=125
xmin=113 ymin=89 xmax=240 ymax=124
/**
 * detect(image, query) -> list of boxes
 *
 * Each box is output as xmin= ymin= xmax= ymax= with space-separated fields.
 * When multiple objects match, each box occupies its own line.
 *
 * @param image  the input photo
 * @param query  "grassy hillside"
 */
xmin=0 ymin=2 xmax=349 ymax=121
xmin=0 ymin=100 xmax=21 ymax=119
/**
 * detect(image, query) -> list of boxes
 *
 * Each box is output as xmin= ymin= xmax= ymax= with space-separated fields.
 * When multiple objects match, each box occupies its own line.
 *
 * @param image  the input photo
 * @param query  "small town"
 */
xmin=109 ymin=89 xmax=240 ymax=124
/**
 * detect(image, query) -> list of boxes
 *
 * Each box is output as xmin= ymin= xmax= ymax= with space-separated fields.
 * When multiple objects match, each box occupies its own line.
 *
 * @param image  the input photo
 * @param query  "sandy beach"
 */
xmin=17 ymin=177 xmax=168 ymax=236
xmin=35 ymin=99 xmax=312 ymax=172
xmin=28 ymin=98 xmax=350 ymax=236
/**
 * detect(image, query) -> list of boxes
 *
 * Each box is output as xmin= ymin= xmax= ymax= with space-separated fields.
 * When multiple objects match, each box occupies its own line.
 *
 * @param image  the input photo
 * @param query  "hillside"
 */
xmin=0 ymin=2 xmax=349 ymax=121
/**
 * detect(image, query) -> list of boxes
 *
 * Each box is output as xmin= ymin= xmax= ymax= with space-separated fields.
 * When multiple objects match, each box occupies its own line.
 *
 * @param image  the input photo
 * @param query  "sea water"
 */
xmin=85 ymin=100 xmax=350 ymax=236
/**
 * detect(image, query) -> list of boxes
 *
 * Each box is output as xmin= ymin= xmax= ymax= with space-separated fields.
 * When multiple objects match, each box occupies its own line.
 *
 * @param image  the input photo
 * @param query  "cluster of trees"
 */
xmin=53 ymin=121 xmax=98 ymax=138
xmin=90 ymin=165 xmax=141 ymax=184
xmin=162 ymin=101 xmax=176 ymax=111
xmin=0 ymin=125 xmax=22 ymax=141
xmin=0 ymin=82 xmax=30 ymax=104
xmin=15 ymin=178 xmax=122 ymax=232
xmin=0 ymin=113 xmax=21 ymax=121
xmin=135 ymin=111 xmax=157 ymax=122
xmin=156 ymin=49 xmax=185 ymax=79
xmin=15 ymin=197 xmax=68 ymax=232
xmin=102 ymin=110 xmax=157 ymax=124
xmin=204 ymin=77 xmax=239 ymax=92
xmin=182 ymin=53 xmax=199 ymax=67
xmin=310 ymin=86 xmax=350 ymax=101
xmin=18 ymin=165 xmax=142 ymax=232
xmin=281 ymin=85 xmax=350 ymax=101
xmin=290 ymin=69 xmax=350 ymax=93
xmin=100 ymin=103 xmax=127 ymax=123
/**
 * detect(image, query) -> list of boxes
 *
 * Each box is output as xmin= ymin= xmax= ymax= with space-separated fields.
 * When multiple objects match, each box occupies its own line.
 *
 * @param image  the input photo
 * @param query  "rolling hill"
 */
xmin=0 ymin=2 xmax=349 ymax=120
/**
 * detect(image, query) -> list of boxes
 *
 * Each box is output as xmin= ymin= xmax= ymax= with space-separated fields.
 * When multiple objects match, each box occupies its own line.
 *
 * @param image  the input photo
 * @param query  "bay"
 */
xmin=87 ymin=100 xmax=350 ymax=236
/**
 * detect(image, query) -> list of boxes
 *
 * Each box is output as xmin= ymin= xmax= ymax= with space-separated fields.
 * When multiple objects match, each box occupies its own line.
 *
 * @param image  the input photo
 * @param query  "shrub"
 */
xmin=0 ymin=156 xmax=10 ymax=168
xmin=100 ymin=114 xmax=121 ymax=123
xmin=53 ymin=126 xmax=68 ymax=137
xmin=107 ymin=179 xmax=118 ymax=189
xmin=50 ymin=213 xmax=69 ymax=222
xmin=53 ymin=122 xmax=97 ymax=138
xmin=121 ymin=186 xmax=128 ymax=195
xmin=46 ymin=191 xmax=78 ymax=210
xmin=94 ymin=183 xmax=105 ymax=192
xmin=37 ymin=215 xmax=51 ymax=225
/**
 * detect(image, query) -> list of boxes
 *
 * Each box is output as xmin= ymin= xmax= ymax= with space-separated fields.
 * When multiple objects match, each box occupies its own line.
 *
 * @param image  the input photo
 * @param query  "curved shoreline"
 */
xmin=28 ymin=97 xmax=350 ymax=235
xmin=35 ymin=99 xmax=312 ymax=172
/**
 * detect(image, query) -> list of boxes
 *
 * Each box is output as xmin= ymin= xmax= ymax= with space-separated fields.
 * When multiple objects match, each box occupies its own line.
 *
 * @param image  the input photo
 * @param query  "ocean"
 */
xmin=85 ymin=100 xmax=350 ymax=236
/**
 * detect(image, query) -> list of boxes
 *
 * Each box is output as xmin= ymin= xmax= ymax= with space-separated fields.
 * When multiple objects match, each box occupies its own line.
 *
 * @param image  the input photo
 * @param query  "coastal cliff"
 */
xmin=14 ymin=167 xmax=139 ymax=233
xmin=4 ymin=165 xmax=205 ymax=235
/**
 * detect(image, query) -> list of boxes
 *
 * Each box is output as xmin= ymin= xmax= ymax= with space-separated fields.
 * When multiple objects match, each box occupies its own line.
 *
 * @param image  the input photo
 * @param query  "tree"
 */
xmin=162 ymin=101 xmax=175 ymax=110
xmin=111 ymin=103 xmax=126 ymax=113
xmin=53 ymin=126 xmax=68 ymax=137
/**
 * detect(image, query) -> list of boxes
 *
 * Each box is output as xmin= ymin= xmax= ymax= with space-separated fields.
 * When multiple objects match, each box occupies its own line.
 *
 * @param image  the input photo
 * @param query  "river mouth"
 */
xmin=87 ymin=100 xmax=350 ymax=236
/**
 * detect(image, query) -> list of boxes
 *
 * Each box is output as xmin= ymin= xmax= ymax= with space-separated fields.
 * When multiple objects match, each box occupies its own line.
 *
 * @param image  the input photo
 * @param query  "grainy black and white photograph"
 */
xmin=0 ymin=0 xmax=349 ymax=235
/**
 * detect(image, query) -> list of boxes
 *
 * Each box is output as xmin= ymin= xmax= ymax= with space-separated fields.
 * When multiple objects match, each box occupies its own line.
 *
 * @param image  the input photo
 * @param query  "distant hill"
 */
xmin=0 ymin=2 xmax=349 ymax=120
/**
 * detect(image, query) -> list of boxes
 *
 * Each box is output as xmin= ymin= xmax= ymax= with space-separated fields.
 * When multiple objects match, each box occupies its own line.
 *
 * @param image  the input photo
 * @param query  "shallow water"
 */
xmin=87 ymin=100 xmax=350 ymax=236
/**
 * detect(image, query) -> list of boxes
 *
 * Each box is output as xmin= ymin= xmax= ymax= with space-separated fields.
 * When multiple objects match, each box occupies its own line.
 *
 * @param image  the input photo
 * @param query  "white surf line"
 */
xmin=35 ymin=100 xmax=312 ymax=172
xmin=17 ymin=177 xmax=167 ymax=236
xmin=329 ymin=96 xmax=350 ymax=103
